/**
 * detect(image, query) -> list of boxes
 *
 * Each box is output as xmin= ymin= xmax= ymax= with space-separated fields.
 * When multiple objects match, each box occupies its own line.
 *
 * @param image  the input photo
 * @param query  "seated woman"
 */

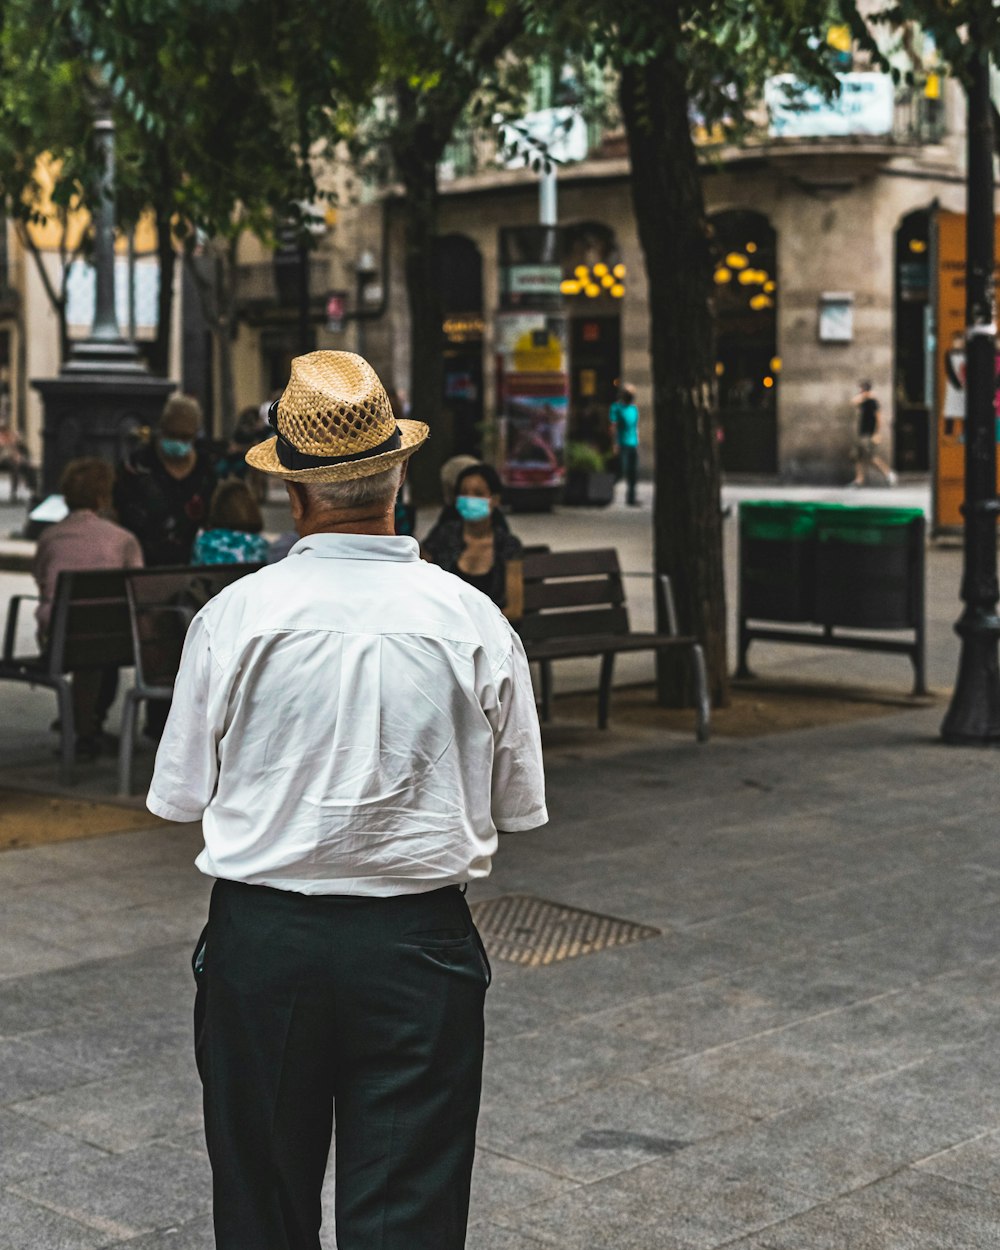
xmin=422 ymin=461 xmax=523 ymax=618
xmin=33 ymin=457 xmax=144 ymax=759
xmin=191 ymin=479 xmax=270 ymax=566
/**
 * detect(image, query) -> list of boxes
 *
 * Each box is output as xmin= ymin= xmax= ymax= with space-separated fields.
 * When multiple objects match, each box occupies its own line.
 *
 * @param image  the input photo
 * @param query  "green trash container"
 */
xmin=814 ymin=506 xmax=924 ymax=629
xmin=740 ymin=501 xmax=827 ymax=621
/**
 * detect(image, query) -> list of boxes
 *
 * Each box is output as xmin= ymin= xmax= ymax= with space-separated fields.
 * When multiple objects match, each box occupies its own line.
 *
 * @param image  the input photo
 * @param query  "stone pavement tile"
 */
xmin=480 ymin=929 xmax=752 ymax=1024
xmin=469 ymin=1147 xmax=580 ymax=1223
xmin=20 ymin=894 xmax=210 ymax=964
xmin=0 ymin=1190 xmax=114 ymax=1250
xmin=0 ymin=1035 xmax=94 ymax=1104
xmin=0 ymin=1108 xmax=107 ymax=1186
xmin=477 ymin=1075 xmax=750 ymax=1184
xmin=11 ymin=860 xmax=205 ymax=918
xmin=671 ymin=1085 xmax=973 ymax=1203
xmin=493 ymin=1150 xmax=820 ymax=1250
xmin=11 ymin=1053 xmax=202 ymax=1154
xmin=104 ymin=1216 xmax=215 ymax=1249
xmin=0 ymin=928 xmax=85 ymax=983
xmin=25 ymin=1005 xmax=194 ymax=1083
xmin=467 ymin=1222 xmax=549 ymax=1249
xmin=730 ymin=1169 xmax=1000 ymax=1249
xmin=852 ymin=1039 xmax=1000 ymax=1138
xmin=27 ymin=823 xmax=202 ymax=874
xmin=480 ymin=1013 xmax=685 ymax=1112
xmin=0 ymin=941 xmax=192 ymax=1038
xmin=10 ymin=1141 xmax=211 ymax=1242
xmin=635 ymin=1012 xmax=909 ymax=1120
xmin=915 ymin=1129 xmax=1000 ymax=1193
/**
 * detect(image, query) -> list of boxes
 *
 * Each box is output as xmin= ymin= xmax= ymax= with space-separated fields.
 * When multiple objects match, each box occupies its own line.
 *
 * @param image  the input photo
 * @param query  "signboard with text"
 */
xmin=765 ymin=73 xmax=894 ymax=138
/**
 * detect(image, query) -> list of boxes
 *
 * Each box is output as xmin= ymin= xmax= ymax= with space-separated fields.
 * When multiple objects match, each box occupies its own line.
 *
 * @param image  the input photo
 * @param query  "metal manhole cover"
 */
xmin=470 ymin=894 xmax=661 ymax=966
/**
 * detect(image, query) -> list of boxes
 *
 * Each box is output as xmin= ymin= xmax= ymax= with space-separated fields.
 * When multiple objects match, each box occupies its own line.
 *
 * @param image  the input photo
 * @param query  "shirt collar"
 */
xmin=288 ymin=532 xmax=420 ymax=563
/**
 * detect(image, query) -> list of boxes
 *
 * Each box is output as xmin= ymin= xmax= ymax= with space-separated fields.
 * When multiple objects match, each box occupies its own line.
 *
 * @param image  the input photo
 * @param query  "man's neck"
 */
xmin=298 ymin=510 xmax=396 ymax=538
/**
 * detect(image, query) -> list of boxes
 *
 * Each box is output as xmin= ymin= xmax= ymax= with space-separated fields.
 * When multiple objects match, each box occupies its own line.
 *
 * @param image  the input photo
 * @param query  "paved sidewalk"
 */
xmin=3 ymin=700 xmax=1000 ymax=1248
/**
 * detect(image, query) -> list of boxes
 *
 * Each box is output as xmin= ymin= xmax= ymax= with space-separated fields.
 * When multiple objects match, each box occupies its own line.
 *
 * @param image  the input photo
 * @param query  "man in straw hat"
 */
xmin=147 ymin=351 xmax=547 ymax=1250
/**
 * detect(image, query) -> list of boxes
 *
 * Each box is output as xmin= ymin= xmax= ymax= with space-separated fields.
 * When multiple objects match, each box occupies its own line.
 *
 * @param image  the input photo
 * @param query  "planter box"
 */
xmin=563 ymin=470 xmax=614 ymax=507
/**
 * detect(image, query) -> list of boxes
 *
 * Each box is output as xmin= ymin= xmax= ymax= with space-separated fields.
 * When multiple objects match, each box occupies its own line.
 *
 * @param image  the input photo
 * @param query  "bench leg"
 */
xmin=539 ymin=660 xmax=553 ymax=722
xmin=691 ymin=644 xmax=711 ymax=743
xmin=56 ymin=677 xmax=74 ymax=786
xmin=118 ymin=691 xmax=140 ymax=797
xmin=736 ymin=619 xmax=754 ymax=679
xmin=598 ymin=653 xmax=615 ymax=729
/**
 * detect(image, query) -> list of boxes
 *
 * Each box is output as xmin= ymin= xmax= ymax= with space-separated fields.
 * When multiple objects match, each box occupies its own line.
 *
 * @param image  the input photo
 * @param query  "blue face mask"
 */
xmin=456 ymin=495 xmax=491 ymax=523
xmin=160 ymin=437 xmax=194 ymax=458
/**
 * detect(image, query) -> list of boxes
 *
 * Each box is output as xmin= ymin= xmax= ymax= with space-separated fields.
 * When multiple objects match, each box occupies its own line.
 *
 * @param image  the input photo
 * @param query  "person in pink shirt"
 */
xmin=33 ymin=458 xmax=144 ymax=759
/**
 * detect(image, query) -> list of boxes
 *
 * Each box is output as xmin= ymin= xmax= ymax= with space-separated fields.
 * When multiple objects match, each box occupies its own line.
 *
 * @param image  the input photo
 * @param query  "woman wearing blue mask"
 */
xmin=114 ymin=394 xmax=218 ymax=567
xmin=422 ymin=462 xmax=523 ymax=617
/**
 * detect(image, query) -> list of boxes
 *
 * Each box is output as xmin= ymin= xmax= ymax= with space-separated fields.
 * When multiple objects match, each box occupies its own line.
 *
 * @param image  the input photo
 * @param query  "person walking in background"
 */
xmin=114 ymin=394 xmax=217 ymax=565
xmin=422 ymin=460 xmax=524 ymax=618
xmin=610 ymin=383 xmax=641 ymax=506
xmin=33 ymin=458 xmax=143 ymax=759
xmin=191 ymin=479 xmax=270 ymax=566
xmin=147 ymin=351 xmax=547 ymax=1250
xmin=850 ymin=381 xmax=897 ymax=487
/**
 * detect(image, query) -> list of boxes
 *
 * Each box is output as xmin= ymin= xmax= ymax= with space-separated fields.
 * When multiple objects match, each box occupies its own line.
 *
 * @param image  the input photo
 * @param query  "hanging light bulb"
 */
xmin=610 ymin=283 xmax=625 ymax=298
xmin=584 ymin=283 xmax=600 ymax=298
xmin=612 ymin=263 xmax=626 ymax=279
xmin=560 ymin=279 xmax=581 ymax=295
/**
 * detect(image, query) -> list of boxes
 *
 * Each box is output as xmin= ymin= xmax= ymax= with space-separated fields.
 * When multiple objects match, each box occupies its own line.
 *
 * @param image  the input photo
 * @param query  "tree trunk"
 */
xmin=620 ymin=50 xmax=729 ymax=707
xmin=150 ymin=206 xmax=175 ymax=377
xmin=393 ymin=112 xmax=449 ymax=505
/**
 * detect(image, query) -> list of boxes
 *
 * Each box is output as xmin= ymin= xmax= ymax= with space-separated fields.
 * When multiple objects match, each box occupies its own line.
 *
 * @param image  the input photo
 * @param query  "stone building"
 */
xmin=2 ymin=60 xmax=980 ymax=489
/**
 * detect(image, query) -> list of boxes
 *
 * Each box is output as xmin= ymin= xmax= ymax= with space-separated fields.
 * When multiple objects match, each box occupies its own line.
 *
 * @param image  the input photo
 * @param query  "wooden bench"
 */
xmin=1 ymin=568 xmax=134 ymax=783
xmin=1 ymin=563 xmax=263 ymax=787
xmin=518 ymin=548 xmax=711 ymax=741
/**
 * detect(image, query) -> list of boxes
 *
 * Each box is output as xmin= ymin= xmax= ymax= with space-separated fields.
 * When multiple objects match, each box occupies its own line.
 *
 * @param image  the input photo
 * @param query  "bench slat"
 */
xmin=522 ymin=548 xmax=621 ymax=581
xmin=522 ymin=577 xmax=624 ymax=612
xmin=524 ymin=631 xmax=696 ymax=660
xmin=518 ymin=605 xmax=630 ymax=642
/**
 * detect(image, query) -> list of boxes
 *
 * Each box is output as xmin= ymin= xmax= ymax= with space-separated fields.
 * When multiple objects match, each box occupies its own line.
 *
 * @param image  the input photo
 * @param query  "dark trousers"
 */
xmin=71 ymin=666 xmax=118 ymax=740
xmin=621 ymin=445 xmax=639 ymax=505
xmin=194 ymin=879 xmax=490 ymax=1250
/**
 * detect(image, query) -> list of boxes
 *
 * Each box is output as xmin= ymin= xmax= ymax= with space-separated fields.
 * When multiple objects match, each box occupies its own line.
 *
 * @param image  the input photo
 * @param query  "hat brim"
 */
xmin=245 ymin=419 xmax=429 ymax=482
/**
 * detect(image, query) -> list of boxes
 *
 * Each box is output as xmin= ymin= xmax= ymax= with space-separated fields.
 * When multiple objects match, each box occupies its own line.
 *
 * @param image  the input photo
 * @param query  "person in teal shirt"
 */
xmin=191 ymin=479 xmax=270 ymax=566
xmin=610 ymin=384 xmax=640 ymax=506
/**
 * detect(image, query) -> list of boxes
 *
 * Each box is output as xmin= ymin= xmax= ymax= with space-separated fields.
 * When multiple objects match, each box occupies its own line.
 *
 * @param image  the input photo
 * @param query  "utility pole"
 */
xmin=941 ymin=32 xmax=1000 ymax=743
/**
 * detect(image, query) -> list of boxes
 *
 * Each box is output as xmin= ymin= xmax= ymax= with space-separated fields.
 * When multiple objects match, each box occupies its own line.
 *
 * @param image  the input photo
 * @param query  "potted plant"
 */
xmin=563 ymin=441 xmax=615 ymax=507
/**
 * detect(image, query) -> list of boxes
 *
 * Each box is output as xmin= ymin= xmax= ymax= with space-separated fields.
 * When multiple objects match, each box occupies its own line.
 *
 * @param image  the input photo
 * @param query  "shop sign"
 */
xmin=932 ymin=210 xmax=1000 ymax=531
xmin=765 ymin=73 xmax=894 ymax=138
xmin=506 ymin=265 xmax=564 ymax=296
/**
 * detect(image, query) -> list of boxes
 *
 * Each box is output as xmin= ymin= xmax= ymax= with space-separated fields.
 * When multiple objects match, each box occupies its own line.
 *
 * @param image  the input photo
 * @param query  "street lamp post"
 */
xmin=941 ymin=35 xmax=1000 ymax=744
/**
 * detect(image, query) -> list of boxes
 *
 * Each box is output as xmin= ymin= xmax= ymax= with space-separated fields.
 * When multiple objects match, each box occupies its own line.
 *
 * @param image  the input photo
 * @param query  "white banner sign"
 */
xmin=765 ymin=73 xmax=895 ymax=138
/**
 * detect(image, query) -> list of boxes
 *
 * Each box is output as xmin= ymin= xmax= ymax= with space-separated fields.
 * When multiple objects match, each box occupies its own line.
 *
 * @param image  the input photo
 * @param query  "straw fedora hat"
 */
xmin=246 ymin=351 xmax=428 ymax=482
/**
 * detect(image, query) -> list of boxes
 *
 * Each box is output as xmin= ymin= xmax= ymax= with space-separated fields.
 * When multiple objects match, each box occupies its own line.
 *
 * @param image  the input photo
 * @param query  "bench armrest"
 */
xmin=657 ymin=575 xmax=680 ymax=636
xmin=3 ymin=594 xmax=39 ymax=662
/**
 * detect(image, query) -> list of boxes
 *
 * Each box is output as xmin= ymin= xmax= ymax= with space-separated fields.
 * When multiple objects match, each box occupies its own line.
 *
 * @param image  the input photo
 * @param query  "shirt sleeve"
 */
xmin=146 ymin=613 xmax=221 ymax=823
xmin=489 ymin=629 xmax=548 ymax=833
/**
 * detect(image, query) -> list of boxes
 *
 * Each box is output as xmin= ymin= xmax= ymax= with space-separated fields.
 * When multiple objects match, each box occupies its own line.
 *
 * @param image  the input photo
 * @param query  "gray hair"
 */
xmin=300 ymin=464 xmax=403 ymax=512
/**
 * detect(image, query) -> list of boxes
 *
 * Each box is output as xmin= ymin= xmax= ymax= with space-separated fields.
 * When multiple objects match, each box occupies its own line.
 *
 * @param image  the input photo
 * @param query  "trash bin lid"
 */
xmin=817 ymin=505 xmax=924 ymax=544
xmin=740 ymin=500 xmax=825 ymax=540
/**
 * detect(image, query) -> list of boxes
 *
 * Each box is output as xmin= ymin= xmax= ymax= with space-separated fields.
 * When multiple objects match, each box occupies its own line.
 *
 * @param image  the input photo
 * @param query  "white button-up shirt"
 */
xmin=147 ymin=532 xmax=547 ymax=895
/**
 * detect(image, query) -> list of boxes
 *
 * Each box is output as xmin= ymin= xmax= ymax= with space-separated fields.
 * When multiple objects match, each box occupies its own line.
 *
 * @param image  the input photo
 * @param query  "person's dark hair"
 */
xmin=455 ymin=462 xmax=503 ymax=498
xmin=60 ymin=457 xmax=114 ymax=511
xmin=859 ymin=380 xmax=872 ymax=392
xmin=208 ymin=479 xmax=263 ymax=534
xmin=619 ymin=384 xmax=636 ymax=404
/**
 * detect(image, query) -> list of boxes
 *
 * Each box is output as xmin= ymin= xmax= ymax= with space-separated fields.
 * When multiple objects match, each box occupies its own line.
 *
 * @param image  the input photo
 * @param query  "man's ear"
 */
xmin=286 ymin=482 xmax=306 ymax=527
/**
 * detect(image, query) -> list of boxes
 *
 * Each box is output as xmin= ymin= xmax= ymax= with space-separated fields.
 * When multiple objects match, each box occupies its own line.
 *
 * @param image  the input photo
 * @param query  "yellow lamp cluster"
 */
xmin=561 ymin=261 xmax=627 ymax=300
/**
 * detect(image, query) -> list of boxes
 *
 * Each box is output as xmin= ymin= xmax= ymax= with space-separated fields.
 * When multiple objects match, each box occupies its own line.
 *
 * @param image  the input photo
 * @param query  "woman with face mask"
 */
xmin=422 ymin=461 xmax=524 ymax=618
xmin=113 ymin=394 xmax=219 ymax=567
